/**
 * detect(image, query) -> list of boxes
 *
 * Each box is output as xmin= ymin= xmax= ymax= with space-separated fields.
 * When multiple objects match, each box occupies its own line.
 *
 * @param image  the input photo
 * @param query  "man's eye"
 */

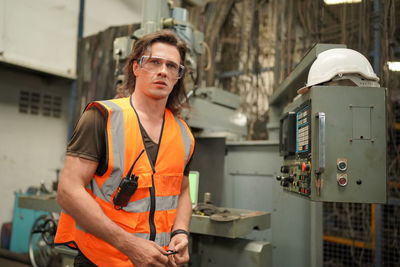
xmin=167 ymin=63 xmax=178 ymax=70
xmin=149 ymin=59 xmax=161 ymax=65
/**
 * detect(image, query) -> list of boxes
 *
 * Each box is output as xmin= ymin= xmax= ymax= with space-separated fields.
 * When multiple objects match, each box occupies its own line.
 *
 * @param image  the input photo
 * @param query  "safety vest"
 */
xmin=54 ymin=97 xmax=195 ymax=267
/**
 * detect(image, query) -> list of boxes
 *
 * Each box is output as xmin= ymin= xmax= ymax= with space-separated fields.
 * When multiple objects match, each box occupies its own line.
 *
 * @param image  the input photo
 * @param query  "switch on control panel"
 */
xmin=336 ymin=158 xmax=348 ymax=186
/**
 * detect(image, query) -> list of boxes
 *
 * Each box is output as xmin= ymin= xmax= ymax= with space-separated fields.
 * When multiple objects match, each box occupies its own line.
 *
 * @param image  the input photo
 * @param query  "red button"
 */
xmin=338 ymin=177 xmax=347 ymax=186
xmin=301 ymin=162 xmax=306 ymax=172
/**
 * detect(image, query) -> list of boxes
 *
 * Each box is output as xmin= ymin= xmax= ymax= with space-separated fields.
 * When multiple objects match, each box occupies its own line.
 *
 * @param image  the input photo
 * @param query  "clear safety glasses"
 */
xmin=139 ymin=56 xmax=185 ymax=79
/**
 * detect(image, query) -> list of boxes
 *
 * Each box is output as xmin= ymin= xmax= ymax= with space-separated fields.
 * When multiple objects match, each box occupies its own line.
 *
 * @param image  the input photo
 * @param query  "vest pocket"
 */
xmin=137 ymin=173 xmax=153 ymax=188
xmin=154 ymin=173 xmax=183 ymax=196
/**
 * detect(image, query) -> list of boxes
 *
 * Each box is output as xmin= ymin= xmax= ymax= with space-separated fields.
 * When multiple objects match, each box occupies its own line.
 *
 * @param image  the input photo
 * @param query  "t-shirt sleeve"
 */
xmin=183 ymin=154 xmax=193 ymax=176
xmin=66 ymin=107 xmax=106 ymax=164
xmin=183 ymin=138 xmax=195 ymax=176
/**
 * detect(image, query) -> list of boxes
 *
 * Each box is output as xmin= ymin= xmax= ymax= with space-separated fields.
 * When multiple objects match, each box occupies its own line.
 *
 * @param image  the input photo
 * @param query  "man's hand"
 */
xmin=123 ymin=237 xmax=169 ymax=267
xmin=167 ymin=234 xmax=189 ymax=266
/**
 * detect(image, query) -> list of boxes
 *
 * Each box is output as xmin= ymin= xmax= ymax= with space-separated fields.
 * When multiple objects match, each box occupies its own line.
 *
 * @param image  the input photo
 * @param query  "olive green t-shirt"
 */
xmin=67 ymin=108 xmax=192 ymax=176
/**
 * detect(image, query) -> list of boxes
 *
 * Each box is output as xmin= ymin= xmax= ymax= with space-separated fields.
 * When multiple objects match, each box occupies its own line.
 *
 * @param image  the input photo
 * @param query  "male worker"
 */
xmin=55 ymin=30 xmax=195 ymax=267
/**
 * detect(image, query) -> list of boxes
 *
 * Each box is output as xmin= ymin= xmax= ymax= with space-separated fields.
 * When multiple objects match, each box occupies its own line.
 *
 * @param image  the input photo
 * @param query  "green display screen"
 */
xmin=188 ymin=171 xmax=199 ymax=206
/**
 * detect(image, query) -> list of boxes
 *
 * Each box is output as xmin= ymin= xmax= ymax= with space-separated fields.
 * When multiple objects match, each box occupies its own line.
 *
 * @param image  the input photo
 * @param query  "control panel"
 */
xmin=278 ymin=86 xmax=387 ymax=203
xmin=278 ymin=102 xmax=313 ymax=197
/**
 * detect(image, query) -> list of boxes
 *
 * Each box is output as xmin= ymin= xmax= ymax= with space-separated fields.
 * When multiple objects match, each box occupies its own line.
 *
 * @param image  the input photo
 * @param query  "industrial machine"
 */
xmin=183 ymin=87 xmax=247 ymax=139
xmin=275 ymin=45 xmax=387 ymax=204
xmin=277 ymin=85 xmax=386 ymax=203
xmin=28 ymin=213 xmax=58 ymax=267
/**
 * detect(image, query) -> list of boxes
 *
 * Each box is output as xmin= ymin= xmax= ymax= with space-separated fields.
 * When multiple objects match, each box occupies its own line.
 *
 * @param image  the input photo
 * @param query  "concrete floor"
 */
xmin=0 ymin=257 xmax=31 ymax=267
xmin=0 ymin=248 xmax=31 ymax=267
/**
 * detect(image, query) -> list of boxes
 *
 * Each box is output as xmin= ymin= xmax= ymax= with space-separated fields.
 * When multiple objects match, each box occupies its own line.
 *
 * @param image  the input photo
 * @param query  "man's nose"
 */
xmin=158 ymin=63 xmax=168 ymax=76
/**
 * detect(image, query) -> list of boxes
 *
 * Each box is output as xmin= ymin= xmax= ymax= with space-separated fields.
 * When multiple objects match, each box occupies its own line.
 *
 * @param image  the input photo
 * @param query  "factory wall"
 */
xmin=0 ymin=0 xmax=142 ymax=77
xmin=0 ymin=67 xmax=70 ymax=227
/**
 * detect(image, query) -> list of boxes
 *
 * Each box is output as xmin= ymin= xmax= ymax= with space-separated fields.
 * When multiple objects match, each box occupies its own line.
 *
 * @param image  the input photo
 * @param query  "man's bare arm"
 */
xmin=168 ymin=175 xmax=192 ymax=265
xmin=172 ymin=175 xmax=192 ymax=232
xmin=57 ymin=156 xmax=168 ymax=266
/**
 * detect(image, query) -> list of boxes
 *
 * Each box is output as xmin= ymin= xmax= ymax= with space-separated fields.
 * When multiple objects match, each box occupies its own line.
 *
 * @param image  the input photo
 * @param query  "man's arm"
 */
xmin=171 ymin=175 xmax=192 ymax=232
xmin=57 ymin=156 xmax=168 ymax=266
xmin=168 ymin=175 xmax=192 ymax=265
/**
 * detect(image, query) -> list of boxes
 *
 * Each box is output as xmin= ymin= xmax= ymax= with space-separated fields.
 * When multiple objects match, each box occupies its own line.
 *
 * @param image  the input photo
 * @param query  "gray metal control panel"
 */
xmin=278 ymin=86 xmax=387 ymax=203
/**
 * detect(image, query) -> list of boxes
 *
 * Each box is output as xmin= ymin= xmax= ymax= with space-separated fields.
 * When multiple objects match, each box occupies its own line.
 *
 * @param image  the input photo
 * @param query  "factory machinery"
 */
xmin=278 ymin=84 xmax=386 ymax=203
xmin=15 ymin=1 xmax=387 ymax=266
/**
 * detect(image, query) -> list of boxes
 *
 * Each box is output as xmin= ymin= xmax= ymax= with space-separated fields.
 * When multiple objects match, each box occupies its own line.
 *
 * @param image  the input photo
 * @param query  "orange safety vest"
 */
xmin=54 ymin=97 xmax=195 ymax=267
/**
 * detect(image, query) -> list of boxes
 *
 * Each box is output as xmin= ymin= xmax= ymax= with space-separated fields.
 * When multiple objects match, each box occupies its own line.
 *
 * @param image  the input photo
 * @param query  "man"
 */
xmin=55 ymin=30 xmax=195 ymax=267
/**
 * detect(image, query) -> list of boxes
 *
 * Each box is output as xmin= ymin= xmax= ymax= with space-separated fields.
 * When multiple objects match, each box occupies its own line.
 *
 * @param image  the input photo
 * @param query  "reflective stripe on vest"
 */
xmin=87 ymin=100 xmax=126 ymax=203
xmin=54 ymin=97 xmax=195 ymax=266
xmin=174 ymin=117 xmax=192 ymax=165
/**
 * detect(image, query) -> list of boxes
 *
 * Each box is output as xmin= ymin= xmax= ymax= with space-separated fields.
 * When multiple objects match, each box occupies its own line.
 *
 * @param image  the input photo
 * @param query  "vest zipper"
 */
xmin=130 ymin=99 xmax=165 ymax=243
xmin=149 ymin=175 xmax=156 ymax=241
xmin=148 ymin=118 xmax=165 ymax=241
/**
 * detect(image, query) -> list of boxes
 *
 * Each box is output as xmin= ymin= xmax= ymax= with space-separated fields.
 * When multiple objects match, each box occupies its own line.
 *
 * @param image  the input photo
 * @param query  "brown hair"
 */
xmin=120 ymin=30 xmax=188 ymax=115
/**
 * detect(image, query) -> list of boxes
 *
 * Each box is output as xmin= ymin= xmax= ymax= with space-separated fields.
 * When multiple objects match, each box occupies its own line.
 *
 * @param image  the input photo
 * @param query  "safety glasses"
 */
xmin=139 ymin=56 xmax=185 ymax=79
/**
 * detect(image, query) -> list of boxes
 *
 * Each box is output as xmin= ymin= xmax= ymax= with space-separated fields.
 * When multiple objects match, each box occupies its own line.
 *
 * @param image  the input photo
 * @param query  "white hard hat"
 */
xmin=297 ymin=48 xmax=379 ymax=94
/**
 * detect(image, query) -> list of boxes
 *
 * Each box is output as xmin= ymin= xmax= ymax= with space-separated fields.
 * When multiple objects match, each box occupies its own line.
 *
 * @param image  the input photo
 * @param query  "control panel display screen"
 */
xmin=296 ymin=105 xmax=311 ymax=154
xmin=279 ymin=112 xmax=296 ymax=157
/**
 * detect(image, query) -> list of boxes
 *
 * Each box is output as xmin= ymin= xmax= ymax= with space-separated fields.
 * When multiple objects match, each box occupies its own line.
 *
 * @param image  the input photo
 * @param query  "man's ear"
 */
xmin=133 ymin=61 xmax=140 ymax=76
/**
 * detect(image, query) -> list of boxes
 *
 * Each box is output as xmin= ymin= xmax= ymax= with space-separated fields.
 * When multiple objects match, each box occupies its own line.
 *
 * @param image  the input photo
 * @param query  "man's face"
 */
xmin=133 ymin=42 xmax=182 ymax=100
